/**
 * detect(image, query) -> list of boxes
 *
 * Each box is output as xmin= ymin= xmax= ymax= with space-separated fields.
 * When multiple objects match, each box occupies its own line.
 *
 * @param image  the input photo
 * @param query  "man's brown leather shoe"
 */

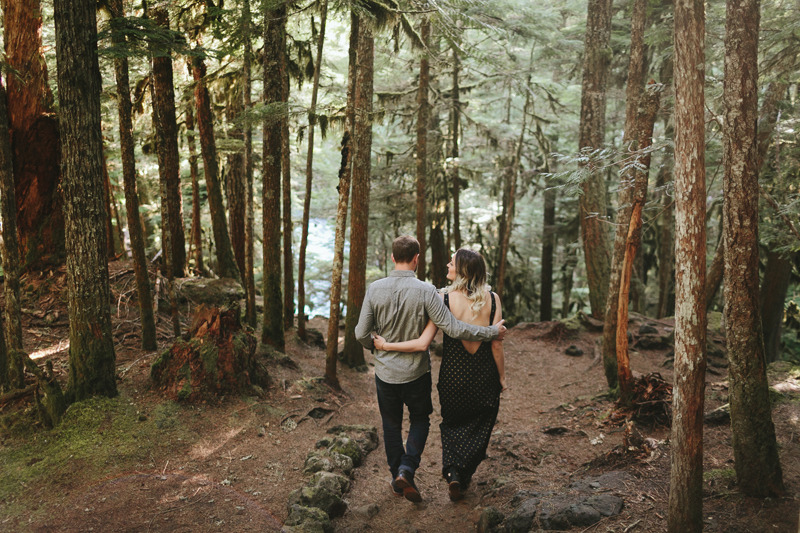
xmin=394 ymin=470 xmax=422 ymax=502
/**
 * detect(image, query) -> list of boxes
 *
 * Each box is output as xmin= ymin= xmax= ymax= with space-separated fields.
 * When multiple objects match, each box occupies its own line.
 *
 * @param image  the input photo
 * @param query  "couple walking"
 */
xmin=355 ymin=235 xmax=508 ymax=503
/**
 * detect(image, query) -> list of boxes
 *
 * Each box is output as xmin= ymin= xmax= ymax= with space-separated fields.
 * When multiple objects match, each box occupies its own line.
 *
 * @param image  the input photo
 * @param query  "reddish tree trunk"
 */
xmin=102 ymin=155 xmax=116 ymax=257
xmin=415 ymin=17 xmax=430 ymax=281
xmin=668 ymin=0 xmax=707 ymax=529
xmin=723 ymin=0 xmax=784 ymax=498
xmin=705 ymin=238 xmax=724 ymax=310
xmin=150 ymin=7 xmax=185 ymax=277
xmin=226 ymin=91 xmax=246 ymax=277
xmin=602 ymin=0 xmax=648 ymax=388
xmin=282 ymin=33 xmax=294 ymax=331
xmin=4 ymin=0 xmax=64 ymax=270
xmin=342 ymin=24 xmax=374 ymax=369
xmin=616 ymin=84 xmax=661 ymax=403
xmin=451 ymin=46 xmax=462 ymax=251
xmin=193 ymin=55 xmax=241 ymax=283
xmin=185 ymin=104 xmax=204 ymax=274
xmin=242 ymin=0 xmax=257 ymax=328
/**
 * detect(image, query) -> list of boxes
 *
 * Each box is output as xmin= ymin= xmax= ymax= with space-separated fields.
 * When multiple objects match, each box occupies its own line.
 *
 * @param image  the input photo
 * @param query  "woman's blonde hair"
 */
xmin=442 ymin=248 xmax=492 ymax=318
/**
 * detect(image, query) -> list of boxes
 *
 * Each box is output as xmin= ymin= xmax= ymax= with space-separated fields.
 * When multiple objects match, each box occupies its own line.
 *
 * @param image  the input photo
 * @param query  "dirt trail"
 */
xmin=1 ymin=275 xmax=798 ymax=532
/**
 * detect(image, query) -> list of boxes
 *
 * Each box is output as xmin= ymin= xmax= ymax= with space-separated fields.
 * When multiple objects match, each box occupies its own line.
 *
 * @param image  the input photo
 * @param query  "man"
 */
xmin=355 ymin=235 xmax=506 ymax=502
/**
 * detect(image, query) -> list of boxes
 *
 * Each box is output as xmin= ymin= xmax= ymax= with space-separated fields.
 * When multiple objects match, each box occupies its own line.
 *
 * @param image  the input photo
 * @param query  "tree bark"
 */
xmin=657 ymin=55 xmax=675 ymax=320
xmin=450 ymin=45 xmax=462 ymax=251
xmin=226 ymin=86 xmax=247 ymax=278
xmin=561 ymin=212 xmax=580 ymax=318
xmin=325 ymin=12 xmax=360 ymax=389
xmin=193 ymin=55 xmax=242 ymax=283
xmin=342 ymin=24 xmax=374 ymax=369
xmin=0 ymin=79 xmax=24 ymax=389
xmin=298 ymin=0 xmax=331 ymax=340
xmin=54 ymin=0 xmax=117 ymax=400
xmin=261 ymin=5 xmax=286 ymax=350
xmin=602 ymin=0 xmax=648 ymax=388
xmin=616 ymin=84 xmax=661 ymax=403
xmin=578 ymin=0 xmax=613 ymax=319
xmin=102 ymin=158 xmax=116 ymax=258
xmin=723 ymin=0 xmax=784 ymax=498
xmin=185 ymin=104 xmax=204 ymax=274
xmin=4 ymin=0 xmax=64 ymax=270
xmin=668 ymin=0 xmax=706 ymax=529
xmin=282 ymin=67 xmax=294 ymax=331
xmin=111 ymin=0 xmax=157 ymax=351
xmin=415 ymin=17 xmax=431 ymax=281
xmin=242 ymin=0 xmax=257 ymax=329
xmin=534 ymin=119 xmax=556 ymax=322
xmin=705 ymin=237 xmax=724 ymax=311
xmin=150 ymin=6 xmax=185 ymax=278
xmin=760 ymin=252 xmax=791 ymax=363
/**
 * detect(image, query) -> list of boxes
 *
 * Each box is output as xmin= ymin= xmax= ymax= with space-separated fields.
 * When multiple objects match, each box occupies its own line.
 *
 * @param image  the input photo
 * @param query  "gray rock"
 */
xmin=510 ymin=490 xmax=539 ymax=507
xmin=351 ymin=503 xmax=379 ymax=518
xmin=304 ymin=328 xmax=326 ymax=350
xmin=504 ymin=498 xmax=538 ymax=532
xmin=634 ymin=335 xmax=670 ymax=350
xmin=287 ymin=473 xmax=350 ymax=517
xmin=638 ymin=324 xmax=659 ymax=335
xmin=477 ymin=506 xmax=505 ymax=533
xmin=565 ymin=345 xmax=584 ymax=356
xmin=559 ymin=502 xmax=602 ymax=527
xmin=586 ymin=494 xmax=624 ymax=517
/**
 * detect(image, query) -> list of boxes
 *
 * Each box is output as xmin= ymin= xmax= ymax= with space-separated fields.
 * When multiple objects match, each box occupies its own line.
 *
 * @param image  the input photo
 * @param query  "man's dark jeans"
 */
xmin=375 ymin=372 xmax=433 ymax=479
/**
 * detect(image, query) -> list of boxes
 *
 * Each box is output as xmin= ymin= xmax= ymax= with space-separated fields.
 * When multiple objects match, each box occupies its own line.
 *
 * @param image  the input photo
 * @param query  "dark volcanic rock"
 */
xmin=565 ymin=345 xmax=584 ymax=356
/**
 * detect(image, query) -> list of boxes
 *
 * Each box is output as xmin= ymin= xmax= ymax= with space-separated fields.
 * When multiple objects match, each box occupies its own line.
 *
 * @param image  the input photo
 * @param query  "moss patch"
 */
xmin=704 ymin=468 xmax=735 ymax=481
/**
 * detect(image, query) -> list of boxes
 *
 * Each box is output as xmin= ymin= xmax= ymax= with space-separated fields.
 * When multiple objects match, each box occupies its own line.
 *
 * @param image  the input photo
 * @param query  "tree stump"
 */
xmin=150 ymin=306 xmax=268 ymax=402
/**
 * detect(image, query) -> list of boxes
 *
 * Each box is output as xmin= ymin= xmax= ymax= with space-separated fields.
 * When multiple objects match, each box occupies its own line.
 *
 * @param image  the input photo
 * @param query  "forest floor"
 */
xmin=0 ymin=261 xmax=799 ymax=533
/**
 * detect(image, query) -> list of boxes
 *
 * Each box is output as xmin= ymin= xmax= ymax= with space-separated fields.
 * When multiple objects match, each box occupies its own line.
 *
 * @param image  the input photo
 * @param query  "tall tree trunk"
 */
xmin=226 ymin=88 xmax=246 ymax=277
xmin=149 ymin=79 xmax=181 ymax=339
xmin=325 ymin=12 xmax=359 ymax=389
xmin=657 ymin=56 xmax=675 ymax=320
xmin=723 ymin=0 xmax=784 ymax=498
xmin=298 ymin=0 xmax=331 ymax=340
xmin=535 ymin=119 xmax=556 ymax=322
xmin=342 ymin=24 xmax=374 ymax=369
xmin=616 ymin=84 xmax=661 ymax=403
xmin=561 ymin=212 xmax=580 ymax=318
xmin=185 ymin=104 xmax=204 ymax=274
xmin=102 ymin=158 xmax=116 ymax=257
xmin=602 ymin=0 xmax=648 ymax=389
xmin=429 ymin=123 xmax=448 ymax=290
xmin=668 ymin=0 xmax=707 ymax=529
xmin=760 ymin=252 xmax=791 ymax=363
xmin=497 ymin=48 xmax=533 ymax=302
xmin=242 ymin=0 xmax=257 ymax=328
xmin=757 ymin=81 xmax=790 ymax=364
xmin=4 ymin=0 xmax=64 ymax=270
xmin=150 ymin=6 xmax=185 ymax=278
xmin=705 ymin=237 xmax=724 ymax=310
xmin=54 ymin=0 xmax=117 ymax=400
xmin=0 ymin=79 xmax=24 ymax=389
xmin=111 ymin=0 xmax=157 ymax=351
xmin=261 ymin=5 xmax=286 ymax=350
xmin=415 ymin=17 xmax=431 ymax=281
xmin=450 ymin=45 xmax=462 ymax=251
xmin=193 ymin=55 xmax=242 ymax=283
xmin=110 ymin=179 xmax=126 ymax=256
xmin=282 ymin=31 xmax=294 ymax=331
xmin=578 ymin=0 xmax=613 ymax=320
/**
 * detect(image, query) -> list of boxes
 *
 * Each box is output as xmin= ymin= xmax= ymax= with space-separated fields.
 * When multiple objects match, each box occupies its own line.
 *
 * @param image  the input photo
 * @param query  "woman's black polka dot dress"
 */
xmin=438 ymin=293 xmax=502 ymax=481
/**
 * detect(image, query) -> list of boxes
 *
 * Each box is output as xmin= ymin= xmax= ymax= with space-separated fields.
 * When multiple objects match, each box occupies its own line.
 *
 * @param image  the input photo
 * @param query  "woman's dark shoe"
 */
xmin=445 ymin=468 xmax=464 ymax=502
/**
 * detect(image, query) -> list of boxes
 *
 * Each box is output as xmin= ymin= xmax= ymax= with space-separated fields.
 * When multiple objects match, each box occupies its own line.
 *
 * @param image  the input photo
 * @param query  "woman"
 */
xmin=373 ymin=248 xmax=505 ymax=502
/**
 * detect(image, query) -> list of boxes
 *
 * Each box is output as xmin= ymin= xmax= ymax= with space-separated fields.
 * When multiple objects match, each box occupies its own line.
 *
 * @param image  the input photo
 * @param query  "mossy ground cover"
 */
xmin=0 ymin=396 xmax=192 ymax=523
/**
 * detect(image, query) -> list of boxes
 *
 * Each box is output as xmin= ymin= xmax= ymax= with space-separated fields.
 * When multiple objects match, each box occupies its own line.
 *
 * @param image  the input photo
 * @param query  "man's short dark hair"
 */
xmin=392 ymin=235 xmax=420 ymax=264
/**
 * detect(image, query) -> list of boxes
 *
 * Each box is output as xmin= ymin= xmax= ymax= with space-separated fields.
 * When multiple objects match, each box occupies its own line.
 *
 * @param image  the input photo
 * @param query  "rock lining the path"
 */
xmin=478 ymin=470 xmax=631 ymax=532
xmin=282 ymin=425 xmax=378 ymax=533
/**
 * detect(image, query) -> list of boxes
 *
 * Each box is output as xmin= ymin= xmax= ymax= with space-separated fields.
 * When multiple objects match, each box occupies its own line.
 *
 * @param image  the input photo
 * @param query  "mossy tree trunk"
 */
xmin=450 ymin=45 xmax=462 ymax=252
xmin=342 ymin=23 xmax=374 ymax=369
xmin=111 ymin=0 xmax=157 ymax=351
xmin=578 ymin=0 xmax=613 ymax=320
xmin=723 ymin=0 xmax=785 ymax=498
xmin=297 ymin=0 xmax=331 ymax=341
xmin=54 ymin=0 xmax=118 ymax=400
xmin=282 ymin=50 xmax=294 ymax=331
xmin=226 ymin=89 xmax=247 ymax=278
xmin=193 ymin=54 xmax=242 ymax=283
xmin=668 ymin=0 xmax=706 ymax=529
xmin=185 ymin=104 xmax=204 ymax=274
xmin=4 ymin=0 xmax=64 ymax=270
xmin=261 ymin=4 xmax=286 ymax=350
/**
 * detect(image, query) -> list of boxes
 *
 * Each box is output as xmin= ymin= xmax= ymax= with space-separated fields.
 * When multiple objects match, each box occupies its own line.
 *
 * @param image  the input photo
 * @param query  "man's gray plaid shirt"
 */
xmin=355 ymin=270 xmax=500 ymax=384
